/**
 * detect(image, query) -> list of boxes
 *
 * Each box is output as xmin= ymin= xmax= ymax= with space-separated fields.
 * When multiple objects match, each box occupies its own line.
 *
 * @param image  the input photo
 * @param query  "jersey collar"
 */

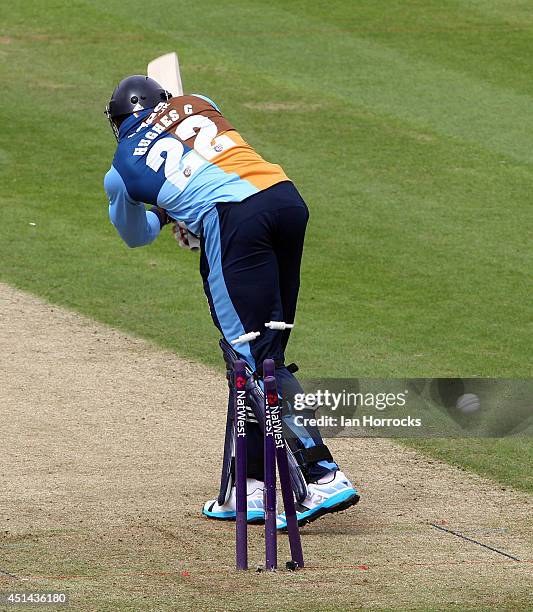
xmin=118 ymin=108 xmax=154 ymax=140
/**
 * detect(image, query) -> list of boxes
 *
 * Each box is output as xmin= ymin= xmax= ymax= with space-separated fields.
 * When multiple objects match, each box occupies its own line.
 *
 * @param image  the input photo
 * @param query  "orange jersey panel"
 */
xmin=212 ymin=131 xmax=289 ymax=191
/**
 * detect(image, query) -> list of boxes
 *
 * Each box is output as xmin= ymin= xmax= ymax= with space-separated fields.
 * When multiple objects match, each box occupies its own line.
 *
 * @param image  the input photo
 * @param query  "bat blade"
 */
xmin=147 ymin=52 xmax=183 ymax=97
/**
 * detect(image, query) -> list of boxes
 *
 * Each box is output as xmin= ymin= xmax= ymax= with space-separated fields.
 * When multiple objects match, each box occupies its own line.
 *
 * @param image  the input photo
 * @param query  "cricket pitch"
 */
xmin=0 ymin=283 xmax=531 ymax=611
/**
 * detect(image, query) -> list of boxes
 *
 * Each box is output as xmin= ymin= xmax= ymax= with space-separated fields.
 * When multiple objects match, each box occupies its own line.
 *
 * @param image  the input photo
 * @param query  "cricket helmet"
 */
xmin=104 ymin=75 xmax=171 ymax=139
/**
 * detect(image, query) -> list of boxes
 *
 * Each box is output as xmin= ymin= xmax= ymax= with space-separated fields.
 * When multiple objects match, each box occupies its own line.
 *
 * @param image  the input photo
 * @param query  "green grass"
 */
xmin=1 ymin=0 xmax=531 ymax=496
xmin=406 ymin=437 xmax=533 ymax=492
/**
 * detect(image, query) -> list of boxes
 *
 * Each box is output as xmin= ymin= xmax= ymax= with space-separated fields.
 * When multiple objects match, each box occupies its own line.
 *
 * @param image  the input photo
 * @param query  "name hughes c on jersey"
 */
xmin=104 ymin=94 xmax=289 ymax=242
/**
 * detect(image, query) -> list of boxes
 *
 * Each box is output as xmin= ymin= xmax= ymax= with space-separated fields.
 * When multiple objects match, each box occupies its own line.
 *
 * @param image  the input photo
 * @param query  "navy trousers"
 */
xmin=200 ymin=181 xmax=337 ymax=481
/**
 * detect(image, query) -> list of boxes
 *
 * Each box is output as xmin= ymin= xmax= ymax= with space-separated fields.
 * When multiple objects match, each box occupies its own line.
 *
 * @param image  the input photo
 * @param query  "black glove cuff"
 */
xmin=149 ymin=206 xmax=170 ymax=229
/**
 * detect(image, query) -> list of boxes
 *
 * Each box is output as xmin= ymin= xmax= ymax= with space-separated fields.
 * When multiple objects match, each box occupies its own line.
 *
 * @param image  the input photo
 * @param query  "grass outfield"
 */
xmin=1 ymin=0 xmax=532 ymax=496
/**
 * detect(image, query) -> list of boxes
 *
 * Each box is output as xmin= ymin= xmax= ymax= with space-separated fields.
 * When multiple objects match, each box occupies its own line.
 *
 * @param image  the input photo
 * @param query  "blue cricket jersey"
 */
xmin=104 ymin=94 xmax=288 ymax=247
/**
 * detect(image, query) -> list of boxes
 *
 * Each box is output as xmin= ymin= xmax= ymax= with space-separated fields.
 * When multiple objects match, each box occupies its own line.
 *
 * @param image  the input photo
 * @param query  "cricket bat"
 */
xmin=147 ymin=52 xmax=184 ymax=97
xmin=147 ymin=53 xmax=200 ymax=251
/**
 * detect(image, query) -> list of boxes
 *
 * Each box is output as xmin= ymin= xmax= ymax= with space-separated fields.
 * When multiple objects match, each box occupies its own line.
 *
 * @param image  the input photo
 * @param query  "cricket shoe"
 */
xmin=202 ymin=478 xmax=264 ymax=523
xmin=276 ymin=470 xmax=359 ymax=529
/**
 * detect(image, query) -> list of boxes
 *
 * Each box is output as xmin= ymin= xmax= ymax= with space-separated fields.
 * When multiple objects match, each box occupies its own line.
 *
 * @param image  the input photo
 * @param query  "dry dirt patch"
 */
xmin=0 ymin=282 xmax=531 ymax=610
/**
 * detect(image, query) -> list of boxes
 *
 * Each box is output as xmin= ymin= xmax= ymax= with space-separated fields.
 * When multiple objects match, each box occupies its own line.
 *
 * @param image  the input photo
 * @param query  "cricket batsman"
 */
xmin=104 ymin=75 xmax=360 ymax=527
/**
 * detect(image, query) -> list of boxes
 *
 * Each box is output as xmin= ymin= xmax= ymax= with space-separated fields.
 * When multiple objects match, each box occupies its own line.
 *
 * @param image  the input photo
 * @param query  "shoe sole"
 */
xmin=298 ymin=491 xmax=360 ymax=527
xmin=277 ymin=490 xmax=360 ymax=530
xmin=201 ymin=508 xmax=265 ymax=524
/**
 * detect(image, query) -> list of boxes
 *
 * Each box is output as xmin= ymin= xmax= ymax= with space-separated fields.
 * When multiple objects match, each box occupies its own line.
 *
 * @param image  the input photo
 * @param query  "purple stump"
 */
xmin=263 ymin=360 xmax=304 ymax=569
xmin=263 ymin=359 xmax=278 ymax=570
xmin=234 ymin=360 xmax=248 ymax=570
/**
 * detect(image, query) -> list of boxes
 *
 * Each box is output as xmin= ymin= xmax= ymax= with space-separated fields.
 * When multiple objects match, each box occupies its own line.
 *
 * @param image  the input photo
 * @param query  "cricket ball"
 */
xmin=456 ymin=393 xmax=481 ymax=414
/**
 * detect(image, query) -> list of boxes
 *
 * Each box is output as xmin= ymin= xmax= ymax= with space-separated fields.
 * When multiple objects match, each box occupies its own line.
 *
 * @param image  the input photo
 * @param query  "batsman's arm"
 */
xmin=104 ymin=166 xmax=162 ymax=248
